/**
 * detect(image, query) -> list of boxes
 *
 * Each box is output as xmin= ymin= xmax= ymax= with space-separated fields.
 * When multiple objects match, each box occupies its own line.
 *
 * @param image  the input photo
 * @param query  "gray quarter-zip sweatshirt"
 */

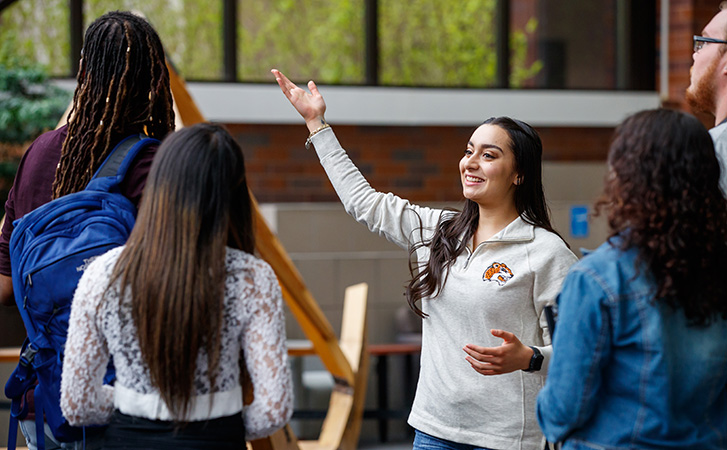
xmin=311 ymin=128 xmax=577 ymax=450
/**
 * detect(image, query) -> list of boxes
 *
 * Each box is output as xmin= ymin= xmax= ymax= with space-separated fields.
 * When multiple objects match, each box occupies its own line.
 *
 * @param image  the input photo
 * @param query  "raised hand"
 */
xmin=271 ymin=69 xmax=327 ymax=133
xmin=463 ymin=329 xmax=534 ymax=376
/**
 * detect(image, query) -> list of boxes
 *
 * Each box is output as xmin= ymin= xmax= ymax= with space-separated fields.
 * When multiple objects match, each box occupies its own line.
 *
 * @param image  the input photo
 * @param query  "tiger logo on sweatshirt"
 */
xmin=483 ymin=262 xmax=514 ymax=286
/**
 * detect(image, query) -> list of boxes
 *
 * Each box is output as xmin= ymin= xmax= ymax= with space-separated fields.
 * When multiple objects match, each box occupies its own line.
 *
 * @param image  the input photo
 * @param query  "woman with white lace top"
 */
xmin=60 ymin=123 xmax=292 ymax=449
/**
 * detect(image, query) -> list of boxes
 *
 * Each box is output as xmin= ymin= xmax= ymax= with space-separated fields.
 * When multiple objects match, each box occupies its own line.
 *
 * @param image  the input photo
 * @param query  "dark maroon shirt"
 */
xmin=0 ymin=125 xmax=158 ymax=276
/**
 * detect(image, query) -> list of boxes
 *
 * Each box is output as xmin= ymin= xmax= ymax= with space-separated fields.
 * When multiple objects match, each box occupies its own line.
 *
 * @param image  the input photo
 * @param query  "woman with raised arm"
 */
xmin=60 ymin=123 xmax=293 ymax=449
xmin=272 ymin=69 xmax=576 ymax=450
xmin=537 ymin=109 xmax=727 ymax=449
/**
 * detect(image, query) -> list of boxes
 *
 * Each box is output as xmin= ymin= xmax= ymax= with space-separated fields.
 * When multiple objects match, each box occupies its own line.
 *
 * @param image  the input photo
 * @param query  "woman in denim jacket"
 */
xmin=536 ymin=109 xmax=727 ymax=449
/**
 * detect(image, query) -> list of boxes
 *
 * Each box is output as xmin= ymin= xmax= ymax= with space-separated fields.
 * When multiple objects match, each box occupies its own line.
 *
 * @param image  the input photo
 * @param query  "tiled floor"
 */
xmin=360 ymin=442 xmax=411 ymax=450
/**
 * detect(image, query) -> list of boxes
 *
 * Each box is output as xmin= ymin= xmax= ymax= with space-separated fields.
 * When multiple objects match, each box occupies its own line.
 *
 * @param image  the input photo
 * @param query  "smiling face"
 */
xmin=459 ymin=124 xmax=519 ymax=209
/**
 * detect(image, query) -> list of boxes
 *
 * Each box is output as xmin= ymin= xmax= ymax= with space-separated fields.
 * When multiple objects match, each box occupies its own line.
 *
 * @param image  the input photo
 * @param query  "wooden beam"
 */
xmin=0 ymin=346 xmax=19 ymax=363
xmin=166 ymin=60 xmax=205 ymax=126
xmin=249 ymin=425 xmax=299 ymax=450
xmin=300 ymin=283 xmax=369 ymax=450
xmin=167 ymin=61 xmax=355 ymax=386
xmin=263 ymin=283 xmax=369 ymax=450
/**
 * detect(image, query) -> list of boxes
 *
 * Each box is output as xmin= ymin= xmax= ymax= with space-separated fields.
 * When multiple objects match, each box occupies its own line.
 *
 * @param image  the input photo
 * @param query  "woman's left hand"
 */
xmin=463 ymin=329 xmax=533 ymax=376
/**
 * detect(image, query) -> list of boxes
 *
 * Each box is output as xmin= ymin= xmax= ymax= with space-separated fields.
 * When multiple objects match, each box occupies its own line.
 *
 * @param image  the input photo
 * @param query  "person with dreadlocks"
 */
xmin=0 ymin=11 xmax=174 ymax=450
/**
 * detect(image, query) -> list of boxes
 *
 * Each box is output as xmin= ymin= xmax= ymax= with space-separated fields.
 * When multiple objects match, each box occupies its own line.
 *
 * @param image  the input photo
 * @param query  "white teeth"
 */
xmin=465 ymin=175 xmax=484 ymax=182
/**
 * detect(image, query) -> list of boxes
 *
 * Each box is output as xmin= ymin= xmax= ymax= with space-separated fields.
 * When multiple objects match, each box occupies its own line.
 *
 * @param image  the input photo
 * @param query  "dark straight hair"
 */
xmin=110 ymin=123 xmax=254 ymax=419
xmin=405 ymin=117 xmax=561 ymax=317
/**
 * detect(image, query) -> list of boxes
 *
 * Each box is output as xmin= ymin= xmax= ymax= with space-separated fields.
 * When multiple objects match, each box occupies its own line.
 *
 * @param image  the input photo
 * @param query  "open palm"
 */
xmin=271 ymin=69 xmax=326 ymax=129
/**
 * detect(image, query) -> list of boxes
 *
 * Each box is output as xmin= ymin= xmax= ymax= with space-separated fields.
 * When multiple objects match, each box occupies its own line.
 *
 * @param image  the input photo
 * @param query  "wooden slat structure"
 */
xmin=166 ymin=63 xmax=370 ymax=449
xmin=167 ymin=61 xmax=356 ymax=387
xmin=0 ymin=347 xmax=19 ymax=363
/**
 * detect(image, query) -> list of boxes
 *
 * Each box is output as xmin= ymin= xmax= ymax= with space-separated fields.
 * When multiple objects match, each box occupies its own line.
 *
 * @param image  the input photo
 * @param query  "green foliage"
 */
xmin=238 ymin=0 xmax=364 ymax=83
xmin=0 ymin=58 xmax=71 ymax=144
xmin=84 ymin=0 xmax=223 ymax=80
xmin=380 ymin=0 xmax=491 ymax=87
xmin=0 ymin=0 xmax=541 ymax=87
xmin=510 ymin=18 xmax=542 ymax=88
xmin=380 ymin=0 xmax=541 ymax=88
xmin=0 ymin=0 xmax=71 ymax=76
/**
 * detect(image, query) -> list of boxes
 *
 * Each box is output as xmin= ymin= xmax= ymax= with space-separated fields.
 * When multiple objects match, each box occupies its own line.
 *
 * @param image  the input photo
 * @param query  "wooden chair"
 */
xmin=250 ymin=282 xmax=369 ymax=450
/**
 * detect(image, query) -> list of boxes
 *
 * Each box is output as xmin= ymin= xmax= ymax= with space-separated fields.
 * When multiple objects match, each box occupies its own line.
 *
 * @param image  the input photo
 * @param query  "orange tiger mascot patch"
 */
xmin=483 ymin=262 xmax=514 ymax=286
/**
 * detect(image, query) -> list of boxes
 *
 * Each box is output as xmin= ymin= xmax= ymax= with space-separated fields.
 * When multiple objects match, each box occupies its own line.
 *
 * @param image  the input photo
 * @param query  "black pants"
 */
xmin=103 ymin=411 xmax=246 ymax=450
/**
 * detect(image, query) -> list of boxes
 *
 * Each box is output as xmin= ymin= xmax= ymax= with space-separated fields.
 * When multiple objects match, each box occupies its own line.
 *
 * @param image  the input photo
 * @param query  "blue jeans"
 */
xmin=413 ymin=430 xmax=495 ymax=450
xmin=413 ymin=430 xmax=551 ymax=450
xmin=19 ymin=420 xmax=104 ymax=450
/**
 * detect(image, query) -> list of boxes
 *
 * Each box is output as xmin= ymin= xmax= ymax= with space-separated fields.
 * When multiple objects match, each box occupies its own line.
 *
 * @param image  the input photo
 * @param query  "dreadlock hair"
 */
xmin=53 ymin=11 xmax=174 ymax=199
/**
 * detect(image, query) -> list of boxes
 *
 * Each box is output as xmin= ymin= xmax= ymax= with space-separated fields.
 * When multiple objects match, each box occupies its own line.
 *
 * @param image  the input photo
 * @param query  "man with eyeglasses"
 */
xmin=687 ymin=3 xmax=727 ymax=195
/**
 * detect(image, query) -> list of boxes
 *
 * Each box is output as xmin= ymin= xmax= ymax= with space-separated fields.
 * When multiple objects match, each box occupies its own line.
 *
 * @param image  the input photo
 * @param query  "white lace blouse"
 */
xmin=60 ymin=246 xmax=292 ymax=440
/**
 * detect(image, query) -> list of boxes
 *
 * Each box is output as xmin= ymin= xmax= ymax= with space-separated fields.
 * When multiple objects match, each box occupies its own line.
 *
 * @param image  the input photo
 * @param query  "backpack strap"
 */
xmin=88 ymin=134 xmax=160 ymax=188
xmin=5 ymin=341 xmax=39 ymax=450
xmin=34 ymin=383 xmax=45 ymax=450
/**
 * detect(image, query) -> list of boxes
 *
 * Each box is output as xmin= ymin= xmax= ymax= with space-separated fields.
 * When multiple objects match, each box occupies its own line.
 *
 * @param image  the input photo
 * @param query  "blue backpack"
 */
xmin=4 ymin=134 xmax=159 ymax=450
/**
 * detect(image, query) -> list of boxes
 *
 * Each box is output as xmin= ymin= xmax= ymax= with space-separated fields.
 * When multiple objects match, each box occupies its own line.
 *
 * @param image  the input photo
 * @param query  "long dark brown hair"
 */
xmin=53 ymin=11 xmax=174 ymax=199
xmin=110 ymin=123 xmax=254 ymax=419
xmin=405 ymin=117 xmax=560 ymax=317
xmin=596 ymin=109 xmax=727 ymax=326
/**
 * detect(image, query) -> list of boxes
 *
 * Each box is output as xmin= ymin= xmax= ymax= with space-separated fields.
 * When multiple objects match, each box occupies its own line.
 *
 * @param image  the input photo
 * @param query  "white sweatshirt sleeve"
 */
xmin=528 ymin=230 xmax=579 ymax=374
xmin=310 ymin=127 xmax=445 ymax=250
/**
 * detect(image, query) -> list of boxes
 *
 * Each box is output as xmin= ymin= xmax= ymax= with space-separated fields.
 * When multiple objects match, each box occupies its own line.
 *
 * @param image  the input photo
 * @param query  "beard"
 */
xmin=686 ymin=57 xmax=719 ymax=115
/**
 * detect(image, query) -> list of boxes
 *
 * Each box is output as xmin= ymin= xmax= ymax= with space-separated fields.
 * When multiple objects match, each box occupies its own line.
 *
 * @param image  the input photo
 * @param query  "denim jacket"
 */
xmin=536 ymin=237 xmax=727 ymax=449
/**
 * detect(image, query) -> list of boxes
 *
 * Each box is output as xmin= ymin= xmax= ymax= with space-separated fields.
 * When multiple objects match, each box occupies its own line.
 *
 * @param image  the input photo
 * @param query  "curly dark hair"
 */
xmin=596 ymin=109 xmax=727 ymax=326
xmin=52 ymin=11 xmax=174 ymax=199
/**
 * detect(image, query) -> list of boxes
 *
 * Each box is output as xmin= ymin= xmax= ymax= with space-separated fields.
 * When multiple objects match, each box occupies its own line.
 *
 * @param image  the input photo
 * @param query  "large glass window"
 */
xmin=379 ymin=0 xmax=541 ymax=88
xmin=513 ymin=0 xmax=654 ymax=90
xmin=525 ymin=0 xmax=617 ymax=89
xmin=0 ymin=0 xmax=71 ymax=75
xmin=84 ymin=0 xmax=223 ymax=80
xmin=237 ymin=0 xmax=365 ymax=83
xmin=0 ymin=0 xmax=654 ymax=90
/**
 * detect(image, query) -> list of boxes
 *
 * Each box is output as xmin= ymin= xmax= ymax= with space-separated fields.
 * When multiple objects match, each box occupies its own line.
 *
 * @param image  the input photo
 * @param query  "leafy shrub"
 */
xmin=0 ymin=60 xmax=71 ymax=145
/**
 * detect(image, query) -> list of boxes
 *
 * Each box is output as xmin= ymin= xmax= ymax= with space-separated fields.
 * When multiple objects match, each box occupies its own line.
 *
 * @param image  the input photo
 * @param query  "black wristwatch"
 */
xmin=523 ymin=346 xmax=544 ymax=372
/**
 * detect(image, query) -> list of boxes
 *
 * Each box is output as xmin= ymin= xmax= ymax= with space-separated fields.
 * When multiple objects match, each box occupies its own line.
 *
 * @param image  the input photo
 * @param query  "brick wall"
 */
xmin=226 ymin=123 xmax=613 ymax=204
xmin=662 ymin=0 xmax=721 ymax=121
